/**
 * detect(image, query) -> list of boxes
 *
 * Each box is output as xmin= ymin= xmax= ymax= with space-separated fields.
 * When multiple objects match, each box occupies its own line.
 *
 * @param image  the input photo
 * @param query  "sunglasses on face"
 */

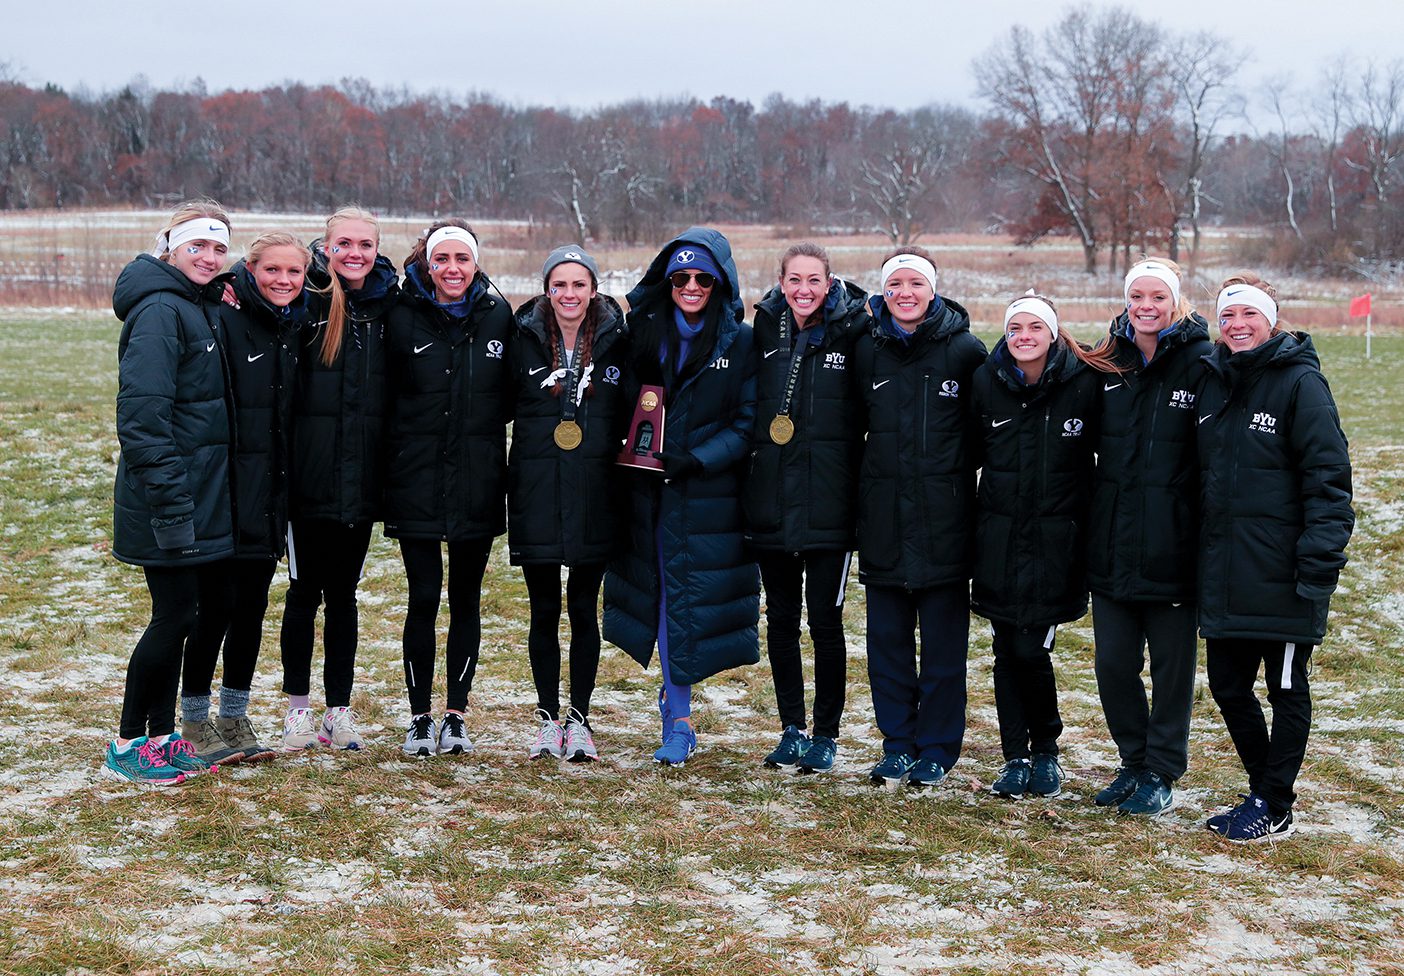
xmin=669 ymin=271 xmax=716 ymax=289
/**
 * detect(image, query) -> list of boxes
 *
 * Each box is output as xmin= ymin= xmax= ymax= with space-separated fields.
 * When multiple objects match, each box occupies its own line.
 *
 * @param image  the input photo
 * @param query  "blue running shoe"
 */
xmin=797 ymin=735 xmax=837 ymax=775
xmin=162 ymin=732 xmax=214 ymax=776
xmin=654 ymin=721 xmax=696 ymax=766
xmin=1028 ymin=753 xmax=1064 ymax=798
xmin=1117 ymin=771 xmax=1174 ymax=817
xmin=907 ymin=758 xmax=947 ymax=792
xmin=1221 ymin=793 xmax=1294 ymax=842
xmin=763 ymin=725 xmax=810 ymax=771
xmin=103 ymin=737 xmax=186 ymax=787
xmin=1095 ymin=766 xmax=1142 ymax=807
xmin=869 ymin=752 xmax=916 ymax=789
xmin=991 ymin=758 xmax=1032 ymax=798
xmin=1206 ymin=794 xmax=1252 ymax=835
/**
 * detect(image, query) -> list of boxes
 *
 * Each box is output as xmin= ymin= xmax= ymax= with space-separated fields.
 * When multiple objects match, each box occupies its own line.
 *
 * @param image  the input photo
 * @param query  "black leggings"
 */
xmin=400 ymin=537 xmax=492 ymax=715
xmin=182 ymin=558 xmax=277 ymax=698
xmin=119 ymin=563 xmax=218 ymax=739
xmin=522 ymin=562 xmax=606 ymax=721
xmin=757 ymin=550 xmax=851 ymax=739
xmin=280 ymin=519 xmax=373 ymax=709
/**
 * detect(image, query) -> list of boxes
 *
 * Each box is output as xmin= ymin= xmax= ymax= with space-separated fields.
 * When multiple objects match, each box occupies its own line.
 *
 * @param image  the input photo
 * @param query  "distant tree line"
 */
xmin=2 ymin=7 xmax=1401 ymax=274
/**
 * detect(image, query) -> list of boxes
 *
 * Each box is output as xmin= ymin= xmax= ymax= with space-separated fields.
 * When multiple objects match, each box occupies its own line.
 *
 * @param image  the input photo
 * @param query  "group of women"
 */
xmin=106 ymin=201 xmax=1354 ymax=843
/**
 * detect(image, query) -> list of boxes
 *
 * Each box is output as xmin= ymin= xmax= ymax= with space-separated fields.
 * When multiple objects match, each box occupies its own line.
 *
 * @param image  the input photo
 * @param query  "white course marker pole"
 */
xmin=1367 ymin=310 xmax=1373 ymax=360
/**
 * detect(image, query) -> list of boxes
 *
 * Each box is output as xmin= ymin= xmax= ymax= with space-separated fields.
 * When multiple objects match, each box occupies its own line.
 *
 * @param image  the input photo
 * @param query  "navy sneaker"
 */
xmin=1095 ymin=766 xmax=1142 ymax=807
xmin=796 ymin=735 xmax=837 ymax=775
xmin=1117 ymin=771 xmax=1174 ymax=816
xmin=869 ymin=752 xmax=916 ymax=789
xmin=990 ymin=758 xmax=1032 ymax=798
xmin=763 ymin=725 xmax=810 ymax=771
xmin=1221 ymin=793 xmax=1294 ymax=842
xmin=906 ymin=758 xmax=947 ymax=792
xmin=1028 ymin=753 xmax=1064 ymax=798
xmin=1206 ymin=794 xmax=1252 ymax=835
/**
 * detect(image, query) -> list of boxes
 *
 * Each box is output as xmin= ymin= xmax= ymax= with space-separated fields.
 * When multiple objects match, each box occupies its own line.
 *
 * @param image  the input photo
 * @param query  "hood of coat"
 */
xmin=866 ymin=293 xmax=973 ymax=348
xmin=230 ymin=259 xmax=313 ymax=326
xmin=989 ymin=335 xmax=1088 ymax=391
xmin=626 ymin=227 xmax=744 ymax=323
xmin=113 ymin=253 xmax=210 ymax=319
xmin=307 ymin=239 xmax=400 ymax=307
xmin=1202 ymin=329 xmax=1320 ymax=381
xmin=755 ymin=276 xmax=869 ymax=341
xmin=1108 ymin=308 xmax=1211 ymax=363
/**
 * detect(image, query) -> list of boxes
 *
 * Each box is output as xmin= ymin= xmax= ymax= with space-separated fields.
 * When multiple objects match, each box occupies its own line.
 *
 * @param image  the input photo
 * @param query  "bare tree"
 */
xmin=1344 ymin=59 xmax=1404 ymax=257
xmin=1262 ymin=77 xmax=1304 ymax=240
xmin=1312 ymin=57 xmax=1351 ymax=235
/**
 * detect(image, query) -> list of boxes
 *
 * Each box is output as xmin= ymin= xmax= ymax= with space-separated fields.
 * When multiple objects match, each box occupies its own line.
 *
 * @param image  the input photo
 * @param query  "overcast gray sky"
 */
xmin=5 ymin=0 xmax=1401 ymax=129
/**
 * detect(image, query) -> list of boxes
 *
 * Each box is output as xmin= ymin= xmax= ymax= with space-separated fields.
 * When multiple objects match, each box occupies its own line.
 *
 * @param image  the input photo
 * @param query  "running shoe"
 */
xmin=653 ymin=721 xmax=696 ymax=766
xmin=1117 ymin=771 xmax=1175 ymax=817
xmin=529 ymin=709 xmax=564 ymax=760
xmin=1220 ymin=793 xmax=1294 ymax=842
xmin=906 ymin=758 xmax=947 ymax=792
xmin=868 ymin=752 xmax=916 ymax=790
xmin=162 ymin=732 xmax=214 ymax=776
xmin=1206 ymin=794 xmax=1253 ymax=835
xmin=562 ymin=707 xmax=599 ymax=763
xmin=1028 ymin=753 xmax=1064 ymax=798
xmin=1094 ymin=766 xmax=1142 ymax=807
xmin=403 ymin=713 xmax=438 ymax=757
xmin=103 ymin=737 xmax=186 ymax=787
xmin=762 ymin=725 xmax=810 ymax=771
xmin=318 ymin=706 xmax=365 ymax=751
xmin=282 ymin=708 xmax=319 ymax=752
xmin=439 ymin=712 xmax=473 ymax=755
xmin=796 ymin=735 xmax=837 ymax=775
xmin=991 ymin=758 xmax=1032 ymax=799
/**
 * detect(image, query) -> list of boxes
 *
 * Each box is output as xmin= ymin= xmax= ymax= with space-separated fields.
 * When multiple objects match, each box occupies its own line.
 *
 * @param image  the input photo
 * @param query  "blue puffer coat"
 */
xmin=603 ymin=227 xmax=760 ymax=685
xmin=111 ymin=254 xmax=234 ymax=566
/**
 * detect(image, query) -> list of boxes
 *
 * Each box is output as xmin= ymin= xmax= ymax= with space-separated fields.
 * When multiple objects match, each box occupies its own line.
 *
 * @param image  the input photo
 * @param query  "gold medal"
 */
xmin=769 ymin=414 xmax=795 ymax=445
xmin=554 ymin=419 xmax=583 ymax=451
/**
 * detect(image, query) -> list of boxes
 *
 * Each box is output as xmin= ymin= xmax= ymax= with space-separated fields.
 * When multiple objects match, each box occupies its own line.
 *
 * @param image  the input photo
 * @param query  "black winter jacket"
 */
xmin=507 ymin=294 xmax=632 ymax=566
xmin=743 ymin=278 xmax=869 ymax=552
xmin=851 ymin=298 xmax=988 ymax=590
xmin=222 ymin=261 xmax=308 ymax=559
xmin=1085 ymin=312 xmax=1213 ymax=603
xmin=290 ymin=246 xmax=396 ymax=524
xmin=604 ymin=226 xmax=760 ymax=685
xmin=969 ymin=340 xmax=1100 ymax=628
xmin=383 ymin=265 xmax=513 ymax=541
xmin=112 ymin=254 xmax=234 ymax=566
xmin=1195 ymin=333 xmax=1353 ymax=644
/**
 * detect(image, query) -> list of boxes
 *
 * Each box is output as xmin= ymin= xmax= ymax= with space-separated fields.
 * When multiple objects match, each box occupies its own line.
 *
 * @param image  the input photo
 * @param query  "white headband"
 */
xmin=1124 ymin=261 xmax=1180 ymax=306
xmin=426 ymin=227 xmax=479 ymax=263
xmin=880 ymin=254 xmax=938 ymax=296
xmin=1004 ymin=296 xmax=1059 ymax=339
xmin=153 ymin=216 xmax=230 ymax=256
xmin=1216 ymin=284 xmax=1278 ymax=328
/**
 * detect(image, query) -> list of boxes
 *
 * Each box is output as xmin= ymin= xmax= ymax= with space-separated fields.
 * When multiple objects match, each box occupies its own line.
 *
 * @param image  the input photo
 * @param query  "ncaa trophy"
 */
xmin=616 ymin=384 xmax=666 ymax=472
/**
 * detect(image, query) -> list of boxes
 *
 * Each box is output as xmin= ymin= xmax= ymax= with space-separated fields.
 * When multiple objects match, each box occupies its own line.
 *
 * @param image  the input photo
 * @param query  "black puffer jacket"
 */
xmin=743 ymin=278 xmax=869 ymax=552
xmin=112 ymin=254 xmax=234 ymax=566
xmin=222 ymin=261 xmax=308 ymax=559
xmin=851 ymin=297 xmax=988 ymax=589
xmin=969 ymin=339 xmax=1100 ymax=628
xmin=289 ymin=245 xmax=396 ymax=524
xmin=507 ymin=294 xmax=632 ymax=566
xmin=1085 ymin=312 xmax=1213 ymax=603
xmin=1195 ymin=332 xmax=1353 ymax=644
xmin=383 ymin=265 xmax=513 ymax=541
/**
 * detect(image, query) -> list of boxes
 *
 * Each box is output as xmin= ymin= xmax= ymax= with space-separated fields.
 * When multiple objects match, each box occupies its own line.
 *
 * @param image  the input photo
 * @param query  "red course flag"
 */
xmin=1350 ymin=293 xmax=1372 ymax=317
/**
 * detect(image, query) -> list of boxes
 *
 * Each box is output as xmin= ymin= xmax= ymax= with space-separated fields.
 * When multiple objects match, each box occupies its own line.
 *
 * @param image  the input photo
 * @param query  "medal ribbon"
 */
xmin=776 ymin=307 xmax=817 ymax=418
xmin=556 ymin=324 xmax=591 ymax=423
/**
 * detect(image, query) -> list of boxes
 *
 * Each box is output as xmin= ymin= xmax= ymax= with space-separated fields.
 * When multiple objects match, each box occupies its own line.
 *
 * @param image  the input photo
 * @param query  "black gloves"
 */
xmin=655 ymin=447 xmax=701 ymax=482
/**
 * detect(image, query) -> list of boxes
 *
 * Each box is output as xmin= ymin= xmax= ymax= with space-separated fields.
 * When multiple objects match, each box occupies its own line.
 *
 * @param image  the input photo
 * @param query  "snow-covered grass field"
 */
xmin=0 ymin=218 xmax=1401 ymax=974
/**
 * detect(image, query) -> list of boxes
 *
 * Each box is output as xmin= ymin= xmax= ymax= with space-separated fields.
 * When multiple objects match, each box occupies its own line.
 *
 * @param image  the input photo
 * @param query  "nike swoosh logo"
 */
xmin=247 ymin=353 xmax=265 ymax=363
xmin=1198 ymin=414 xmax=1213 ymax=425
xmin=206 ymin=342 xmax=216 ymax=352
xmin=1104 ymin=382 xmax=1121 ymax=392
xmin=529 ymin=366 xmax=548 ymax=376
xmin=872 ymin=380 xmax=891 ymax=390
xmin=991 ymin=418 xmax=1012 ymax=428
xmin=764 ymin=349 xmax=780 ymax=358
xmin=414 ymin=343 xmax=433 ymax=354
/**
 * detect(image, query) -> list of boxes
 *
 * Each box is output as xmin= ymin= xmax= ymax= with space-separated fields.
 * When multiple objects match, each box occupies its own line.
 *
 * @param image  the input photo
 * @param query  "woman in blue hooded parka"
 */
xmin=603 ymin=228 xmax=760 ymax=766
